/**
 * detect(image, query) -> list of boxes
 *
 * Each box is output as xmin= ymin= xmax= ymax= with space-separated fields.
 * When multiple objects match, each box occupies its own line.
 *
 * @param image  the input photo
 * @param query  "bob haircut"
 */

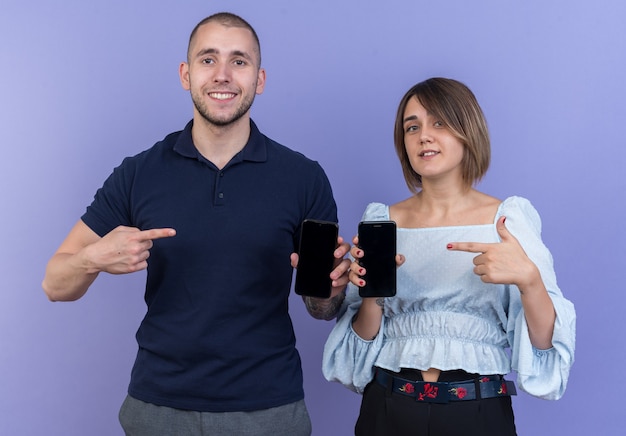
xmin=393 ymin=77 xmax=491 ymax=193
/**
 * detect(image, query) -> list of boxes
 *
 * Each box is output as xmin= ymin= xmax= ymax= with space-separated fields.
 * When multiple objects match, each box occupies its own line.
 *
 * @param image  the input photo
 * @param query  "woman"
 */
xmin=323 ymin=77 xmax=576 ymax=436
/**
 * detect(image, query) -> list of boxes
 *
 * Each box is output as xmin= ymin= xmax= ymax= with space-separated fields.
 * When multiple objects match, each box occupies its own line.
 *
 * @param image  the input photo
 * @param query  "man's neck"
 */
xmin=191 ymin=115 xmax=251 ymax=169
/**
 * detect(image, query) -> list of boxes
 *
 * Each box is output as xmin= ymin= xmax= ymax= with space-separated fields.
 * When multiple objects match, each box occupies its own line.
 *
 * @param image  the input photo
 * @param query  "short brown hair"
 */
xmin=187 ymin=12 xmax=261 ymax=66
xmin=393 ymin=77 xmax=490 ymax=193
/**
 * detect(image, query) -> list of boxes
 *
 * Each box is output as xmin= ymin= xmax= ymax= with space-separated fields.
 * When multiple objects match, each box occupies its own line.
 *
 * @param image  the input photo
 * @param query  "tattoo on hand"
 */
xmin=304 ymin=291 xmax=346 ymax=321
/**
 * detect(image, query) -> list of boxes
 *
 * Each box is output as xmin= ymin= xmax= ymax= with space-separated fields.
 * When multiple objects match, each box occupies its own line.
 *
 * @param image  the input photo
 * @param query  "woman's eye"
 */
xmin=406 ymin=125 xmax=418 ymax=132
xmin=434 ymin=121 xmax=444 ymax=127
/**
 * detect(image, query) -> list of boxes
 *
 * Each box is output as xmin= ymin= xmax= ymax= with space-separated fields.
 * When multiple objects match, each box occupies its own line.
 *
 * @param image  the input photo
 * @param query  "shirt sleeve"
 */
xmin=322 ymin=202 xmax=388 ymax=393
xmin=81 ymin=157 xmax=135 ymax=236
xmin=306 ymin=161 xmax=338 ymax=222
xmin=499 ymin=196 xmax=576 ymax=400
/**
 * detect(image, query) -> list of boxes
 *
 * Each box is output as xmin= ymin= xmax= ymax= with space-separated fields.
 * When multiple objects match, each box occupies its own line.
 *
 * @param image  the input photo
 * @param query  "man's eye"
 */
xmin=202 ymin=58 xmax=215 ymax=64
xmin=234 ymin=59 xmax=246 ymax=66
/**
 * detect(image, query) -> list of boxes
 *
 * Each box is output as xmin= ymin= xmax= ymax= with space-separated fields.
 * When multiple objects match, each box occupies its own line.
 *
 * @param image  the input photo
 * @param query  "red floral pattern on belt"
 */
xmin=417 ymin=383 xmax=439 ymax=401
xmin=498 ymin=382 xmax=507 ymax=395
xmin=449 ymin=387 xmax=468 ymax=399
xmin=399 ymin=383 xmax=415 ymax=394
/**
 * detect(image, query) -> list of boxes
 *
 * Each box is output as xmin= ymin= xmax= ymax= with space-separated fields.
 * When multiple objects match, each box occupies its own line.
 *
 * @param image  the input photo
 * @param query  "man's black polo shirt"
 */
xmin=82 ymin=119 xmax=338 ymax=412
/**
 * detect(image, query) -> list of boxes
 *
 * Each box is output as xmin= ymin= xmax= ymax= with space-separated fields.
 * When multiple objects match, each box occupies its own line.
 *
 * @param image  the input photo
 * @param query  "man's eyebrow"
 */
xmin=194 ymin=48 xmax=218 ymax=59
xmin=231 ymin=50 xmax=254 ymax=61
xmin=194 ymin=47 xmax=254 ymax=62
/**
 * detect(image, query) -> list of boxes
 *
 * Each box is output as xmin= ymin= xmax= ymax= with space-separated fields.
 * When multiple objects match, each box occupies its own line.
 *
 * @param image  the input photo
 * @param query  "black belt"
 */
xmin=375 ymin=368 xmax=516 ymax=404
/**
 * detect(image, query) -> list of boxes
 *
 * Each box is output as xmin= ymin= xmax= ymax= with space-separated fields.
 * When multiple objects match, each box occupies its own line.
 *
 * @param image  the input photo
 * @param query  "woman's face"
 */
xmin=403 ymin=97 xmax=465 ymax=184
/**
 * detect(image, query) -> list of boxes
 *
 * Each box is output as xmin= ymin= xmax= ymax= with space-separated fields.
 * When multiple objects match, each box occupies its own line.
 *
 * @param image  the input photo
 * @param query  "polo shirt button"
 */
xmin=218 ymin=193 xmax=224 ymax=198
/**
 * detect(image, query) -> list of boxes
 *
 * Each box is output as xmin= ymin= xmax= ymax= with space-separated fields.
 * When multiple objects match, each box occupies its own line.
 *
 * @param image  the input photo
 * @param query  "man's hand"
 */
xmin=291 ymin=235 xmax=352 ymax=320
xmin=43 ymin=222 xmax=176 ymax=302
xmin=86 ymin=226 xmax=176 ymax=274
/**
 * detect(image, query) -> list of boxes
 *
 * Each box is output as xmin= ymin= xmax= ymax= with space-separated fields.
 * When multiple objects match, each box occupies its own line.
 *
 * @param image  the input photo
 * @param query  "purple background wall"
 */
xmin=1 ymin=0 xmax=624 ymax=434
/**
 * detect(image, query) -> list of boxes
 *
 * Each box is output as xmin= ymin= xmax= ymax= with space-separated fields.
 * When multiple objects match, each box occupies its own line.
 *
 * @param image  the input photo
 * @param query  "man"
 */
xmin=42 ymin=12 xmax=349 ymax=435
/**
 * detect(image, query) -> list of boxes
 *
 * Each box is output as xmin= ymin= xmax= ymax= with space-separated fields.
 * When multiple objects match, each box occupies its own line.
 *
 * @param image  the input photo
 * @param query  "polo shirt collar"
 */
xmin=173 ymin=119 xmax=267 ymax=163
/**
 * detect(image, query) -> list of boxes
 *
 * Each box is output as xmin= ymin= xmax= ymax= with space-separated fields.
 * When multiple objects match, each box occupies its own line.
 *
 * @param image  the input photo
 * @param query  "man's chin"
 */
xmin=196 ymin=107 xmax=250 ymax=128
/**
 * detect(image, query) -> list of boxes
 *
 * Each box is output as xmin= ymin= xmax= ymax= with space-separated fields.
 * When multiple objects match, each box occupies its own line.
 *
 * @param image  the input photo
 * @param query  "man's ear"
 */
xmin=256 ymin=67 xmax=266 ymax=95
xmin=179 ymin=62 xmax=191 ymax=91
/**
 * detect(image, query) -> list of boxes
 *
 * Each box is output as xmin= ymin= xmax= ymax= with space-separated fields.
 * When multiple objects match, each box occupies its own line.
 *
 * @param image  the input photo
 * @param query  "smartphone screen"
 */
xmin=294 ymin=219 xmax=339 ymax=298
xmin=358 ymin=220 xmax=397 ymax=298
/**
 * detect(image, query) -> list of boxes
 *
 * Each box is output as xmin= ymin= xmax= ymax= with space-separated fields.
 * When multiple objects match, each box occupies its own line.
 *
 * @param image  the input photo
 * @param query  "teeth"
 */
xmin=422 ymin=151 xmax=438 ymax=156
xmin=210 ymin=92 xmax=235 ymax=100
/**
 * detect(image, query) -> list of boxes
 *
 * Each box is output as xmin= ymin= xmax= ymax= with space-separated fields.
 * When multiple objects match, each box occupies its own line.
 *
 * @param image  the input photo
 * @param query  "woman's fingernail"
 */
xmin=447 ymin=244 xmax=453 ymax=249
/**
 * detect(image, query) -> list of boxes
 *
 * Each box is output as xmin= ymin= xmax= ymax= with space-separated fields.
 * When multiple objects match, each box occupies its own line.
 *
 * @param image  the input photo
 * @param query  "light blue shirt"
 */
xmin=323 ymin=196 xmax=576 ymax=400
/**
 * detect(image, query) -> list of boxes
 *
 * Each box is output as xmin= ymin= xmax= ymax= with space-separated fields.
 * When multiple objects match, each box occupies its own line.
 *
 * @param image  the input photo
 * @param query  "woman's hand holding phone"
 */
xmin=353 ymin=221 xmax=399 ymax=298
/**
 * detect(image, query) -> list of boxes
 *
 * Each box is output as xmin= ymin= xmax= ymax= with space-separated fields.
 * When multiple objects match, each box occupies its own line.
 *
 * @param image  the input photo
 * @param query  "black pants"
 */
xmin=355 ymin=369 xmax=517 ymax=436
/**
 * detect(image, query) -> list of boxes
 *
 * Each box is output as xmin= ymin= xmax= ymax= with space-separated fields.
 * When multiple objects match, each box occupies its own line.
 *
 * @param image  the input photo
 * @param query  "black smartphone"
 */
xmin=358 ymin=220 xmax=397 ymax=298
xmin=294 ymin=219 xmax=339 ymax=298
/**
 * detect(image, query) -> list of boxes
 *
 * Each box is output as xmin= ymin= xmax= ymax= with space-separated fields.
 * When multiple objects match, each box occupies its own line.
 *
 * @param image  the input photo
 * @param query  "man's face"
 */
xmin=180 ymin=21 xmax=265 ymax=127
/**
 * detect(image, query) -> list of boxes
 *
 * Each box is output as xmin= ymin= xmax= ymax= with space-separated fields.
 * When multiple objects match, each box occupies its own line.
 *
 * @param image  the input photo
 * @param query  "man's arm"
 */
xmin=303 ymin=291 xmax=346 ymax=321
xmin=42 ymin=220 xmax=175 ymax=302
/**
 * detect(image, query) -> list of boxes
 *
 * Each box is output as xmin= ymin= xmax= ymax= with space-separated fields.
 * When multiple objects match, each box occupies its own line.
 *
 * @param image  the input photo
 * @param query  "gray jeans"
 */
xmin=119 ymin=395 xmax=312 ymax=436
